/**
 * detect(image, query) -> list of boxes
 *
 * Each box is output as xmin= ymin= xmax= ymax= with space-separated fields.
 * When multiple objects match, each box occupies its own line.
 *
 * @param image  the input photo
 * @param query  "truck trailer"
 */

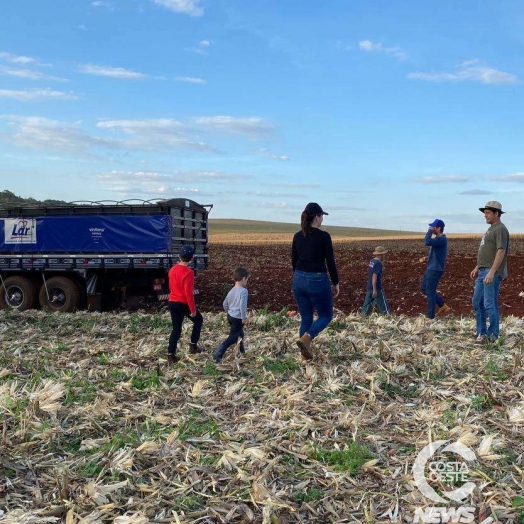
xmin=0 ymin=198 xmax=211 ymax=312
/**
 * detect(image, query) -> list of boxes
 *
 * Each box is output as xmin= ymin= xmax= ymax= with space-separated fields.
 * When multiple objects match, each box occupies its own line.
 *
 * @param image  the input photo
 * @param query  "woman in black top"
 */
xmin=291 ymin=202 xmax=339 ymax=360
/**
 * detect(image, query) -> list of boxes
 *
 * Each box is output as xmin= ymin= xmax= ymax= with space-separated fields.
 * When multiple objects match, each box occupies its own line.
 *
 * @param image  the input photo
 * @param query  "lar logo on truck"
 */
xmin=4 ymin=218 xmax=37 ymax=244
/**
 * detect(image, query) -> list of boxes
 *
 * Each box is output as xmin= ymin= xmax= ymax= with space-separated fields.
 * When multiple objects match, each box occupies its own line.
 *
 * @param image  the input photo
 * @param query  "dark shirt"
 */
xmin=366 ymin=258 xmax=383 ymax=291
xmin=424 ymin=231 xmax=448 ymax=272
xmin=291 ymin=228 xmax=339 ymax=285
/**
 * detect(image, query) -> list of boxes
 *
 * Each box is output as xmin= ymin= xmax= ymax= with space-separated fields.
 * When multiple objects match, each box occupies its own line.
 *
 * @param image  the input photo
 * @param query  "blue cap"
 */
xmin=429 ymin=219 xmax=445 ymax=229
xmin=179 ymin=245 xmax=195 ymax=257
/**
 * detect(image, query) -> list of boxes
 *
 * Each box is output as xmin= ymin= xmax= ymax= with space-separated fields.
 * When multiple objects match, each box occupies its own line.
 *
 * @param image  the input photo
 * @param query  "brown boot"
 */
xmin=435 ymin=304 xmax=451 ymax=317
xmin=296 ymin=333 xmax=313 ymax=360
xmin=189 ymin=343 xmax=204 ymax=354
xmin=167 ymin=353 xmax=180 ymax=364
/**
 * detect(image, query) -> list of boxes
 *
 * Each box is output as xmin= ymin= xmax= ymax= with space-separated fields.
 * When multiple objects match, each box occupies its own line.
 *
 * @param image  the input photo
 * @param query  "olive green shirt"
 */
xmin=477 ymin=221 xmax=509 ymax=278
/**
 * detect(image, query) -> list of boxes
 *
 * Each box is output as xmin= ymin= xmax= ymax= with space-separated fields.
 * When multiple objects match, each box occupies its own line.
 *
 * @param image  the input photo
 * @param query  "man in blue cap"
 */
xmin=420 ymin=219 xmax=450 ymax=319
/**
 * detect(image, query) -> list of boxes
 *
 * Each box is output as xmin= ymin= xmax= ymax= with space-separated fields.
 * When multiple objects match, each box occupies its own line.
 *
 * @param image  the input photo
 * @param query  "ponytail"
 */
xmin=301 ymin=211 xmax=315 ymax=236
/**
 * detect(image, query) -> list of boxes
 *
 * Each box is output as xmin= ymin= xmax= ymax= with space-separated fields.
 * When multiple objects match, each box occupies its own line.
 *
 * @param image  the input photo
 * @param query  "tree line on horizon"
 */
xmin=0 ymin=189 xmax=68 ymax=207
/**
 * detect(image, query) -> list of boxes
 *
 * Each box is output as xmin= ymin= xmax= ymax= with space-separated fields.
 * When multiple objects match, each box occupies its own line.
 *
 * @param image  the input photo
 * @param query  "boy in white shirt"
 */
xmin=213 ymin=267 xmax=250 ymax=363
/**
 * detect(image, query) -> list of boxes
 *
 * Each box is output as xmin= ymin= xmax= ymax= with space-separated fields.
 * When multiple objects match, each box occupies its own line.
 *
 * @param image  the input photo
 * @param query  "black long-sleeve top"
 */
xmin=291 ymin=228 xmax=339 ymax=285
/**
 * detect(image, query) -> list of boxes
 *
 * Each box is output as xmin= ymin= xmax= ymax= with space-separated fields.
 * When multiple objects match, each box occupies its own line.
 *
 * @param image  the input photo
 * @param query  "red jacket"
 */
xmin=168 ymin=264 xmax=196 ymax=315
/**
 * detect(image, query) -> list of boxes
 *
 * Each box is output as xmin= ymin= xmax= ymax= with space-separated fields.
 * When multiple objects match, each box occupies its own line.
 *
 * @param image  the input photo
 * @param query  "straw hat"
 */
xmin=373 ymin=246 xmax=388 ymax=255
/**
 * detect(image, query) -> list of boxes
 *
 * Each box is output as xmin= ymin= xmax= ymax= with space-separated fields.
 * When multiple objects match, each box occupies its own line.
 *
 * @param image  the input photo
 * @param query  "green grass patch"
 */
xmin=64 ymin=378 xmax=98 ymax=405
xmin=75 ymin=460 xmax=105 ymax=478
xmin=263 ymin=356 xmax=299 ymax=374
xmin=312 ymin=442 xmax=373 ymax=474
xmin=178 ymin=409 xmax=220 ymax=441
xmin=255 ymin=307 xmax=289 ymax=332
xmin=130 ymin=369 xmax=161 ymax=390
xmin=294 ymin=487 xmax=324 ymax=503
xmin=471 ymin=394 xmax=492 ymax=411
xmin=173 ymin=494 xmax=207 ymax=511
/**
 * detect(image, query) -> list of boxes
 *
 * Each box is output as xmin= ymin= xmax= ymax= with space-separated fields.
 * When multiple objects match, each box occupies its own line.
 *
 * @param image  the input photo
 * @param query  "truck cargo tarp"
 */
xmin=1 ymin=215 xmax=172 ymax=253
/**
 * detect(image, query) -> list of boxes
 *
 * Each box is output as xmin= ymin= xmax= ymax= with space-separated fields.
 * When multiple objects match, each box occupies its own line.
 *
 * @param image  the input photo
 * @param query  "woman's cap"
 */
xmin=373 ymin=246 xmax=388 ymax=255
xmin=479 ymin=201 xmax=505 ymax=214
xmin=179 ymin=245 xmax=195 ymax=257
xmin=304 ymin=202 xmax=328 ymax=216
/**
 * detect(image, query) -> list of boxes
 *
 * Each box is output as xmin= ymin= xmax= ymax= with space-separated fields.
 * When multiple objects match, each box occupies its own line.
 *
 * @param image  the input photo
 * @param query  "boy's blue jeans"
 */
xmin=472 ymin=268 xmax=502 ymax=339
xmin=361 ymin=290 xmax=389 ymax=315
xmin=420 ymin=269 xmax=445 ymax=319
xmin=214 ymin=314 xmax=244 ymax=361
xmin=292 ymin=270 xmax=333 ymax=339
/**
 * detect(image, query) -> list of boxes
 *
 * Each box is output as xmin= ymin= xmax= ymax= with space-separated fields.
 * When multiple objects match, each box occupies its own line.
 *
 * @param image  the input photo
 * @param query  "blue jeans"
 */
xmin=420 ymin=269 xmax=445 ymax=319
xmin=214 ymin=314 xmax=245 ymax=361
xmin=361 ymin=289 xmax=389 ymax=315
xmin=292 ymin=271 xmax=333 ymax=339
xmin=472 ymin=268 xmax=502 ymax=339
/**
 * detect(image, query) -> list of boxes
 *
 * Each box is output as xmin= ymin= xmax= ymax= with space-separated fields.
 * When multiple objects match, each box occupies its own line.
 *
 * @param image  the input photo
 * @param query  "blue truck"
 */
xmin=0 ymin=198 xmax=211 ymax=312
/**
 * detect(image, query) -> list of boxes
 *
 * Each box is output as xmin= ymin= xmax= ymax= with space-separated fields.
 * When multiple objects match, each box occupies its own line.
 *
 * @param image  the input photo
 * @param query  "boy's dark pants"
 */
xmin=168 ymin=301 xmax=203 ymax=354
xmin=215 ymin=314 xmax=244 ymax=360
xmin=361 ymin=290 xmax=389 ymax=315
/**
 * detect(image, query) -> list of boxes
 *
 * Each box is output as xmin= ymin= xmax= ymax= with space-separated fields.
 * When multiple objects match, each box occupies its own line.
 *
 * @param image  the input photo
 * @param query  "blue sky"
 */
xmin=1 ymin=0 xmax=523 ymax=233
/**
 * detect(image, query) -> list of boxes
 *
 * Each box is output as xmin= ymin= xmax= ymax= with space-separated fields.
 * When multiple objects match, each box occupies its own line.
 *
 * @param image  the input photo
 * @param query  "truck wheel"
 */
xmin=39 ymin=277 xmax=80 ymax=312
xmin=0 ymin=276 xmax=37 ymax=311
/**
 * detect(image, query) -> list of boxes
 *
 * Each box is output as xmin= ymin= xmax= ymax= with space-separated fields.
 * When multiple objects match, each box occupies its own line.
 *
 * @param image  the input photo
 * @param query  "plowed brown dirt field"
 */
xmin=197 ymin=237 xmax=524 ymax=317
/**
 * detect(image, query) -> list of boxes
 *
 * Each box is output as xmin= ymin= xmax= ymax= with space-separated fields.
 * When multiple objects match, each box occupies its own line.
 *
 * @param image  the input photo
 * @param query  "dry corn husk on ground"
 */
xmin=0 ymin=309 xmax=523 ymax=523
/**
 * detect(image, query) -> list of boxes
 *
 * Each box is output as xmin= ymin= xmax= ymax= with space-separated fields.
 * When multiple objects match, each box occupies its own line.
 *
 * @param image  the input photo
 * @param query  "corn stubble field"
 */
xmin=1 ymin=231 xmax=524 ymax=524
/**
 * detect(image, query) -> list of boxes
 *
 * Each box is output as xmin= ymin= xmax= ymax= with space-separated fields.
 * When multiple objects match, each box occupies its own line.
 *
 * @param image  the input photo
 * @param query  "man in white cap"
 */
xmin=470 ymin=201 xmax=509 ymax=342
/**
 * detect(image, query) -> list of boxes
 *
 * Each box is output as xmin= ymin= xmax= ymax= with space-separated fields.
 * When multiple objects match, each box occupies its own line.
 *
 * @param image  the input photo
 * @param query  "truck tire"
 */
xmin=39 ymin=277 xmax=80 ymax=313
xmin=0 ymin=276 xmax=37 ymax=311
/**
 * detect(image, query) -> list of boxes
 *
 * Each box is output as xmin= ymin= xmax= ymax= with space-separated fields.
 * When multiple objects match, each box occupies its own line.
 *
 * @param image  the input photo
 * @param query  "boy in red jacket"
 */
xmin=167 ymin=245 xmax=204 ymax=364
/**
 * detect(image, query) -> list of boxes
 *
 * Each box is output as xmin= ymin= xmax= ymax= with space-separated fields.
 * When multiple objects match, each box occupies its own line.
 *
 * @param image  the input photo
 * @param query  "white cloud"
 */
xmin=91 ymin=1 xmax=111 ymax=6
xmin=413 ymin=175 xmax=470 ymax=183
xmin=408 ymin=61 xmax=518 ymax=85
xmin=76 ymin=64 xmax=147 ymax=79
xmin=259 ymin=148 xmax=289 ymax=161
xmin=97 ymin=118 xmax=186 ymax=133
xmin=1 ymin=116 xmax=118 ymax=152
xmin=194 ymin=116 xmax=275 ymax=137
xmin=268 ymin=182 xmax=320 ymax=188
xmin=0 ymin=67 xmax=67 ymax=82
xmin=258 ymin=202 xmax=290 ymax=209
xmin=185 ymin=40 xmax=210 ymax=55
xmin=97 ymin=118 xmax=217 ymax=153
xmin=0 ymin=51 xmax=43 ymax=65
xmin=358 ymin=40 xmax=407 ymax=60
xmin=460 ymin=189 xmax=491 ymax=195
xmin=493 ymin=172 xmax=524 ymax=182
xmin=0 ymin=89 xmax=77 ymax=101
xmin=97 ymin=169 xmax=250 ymax=195
xmin=150 ymin=0 xmax=203 ymax=17
xmin=176 ymin=76 xmax=206 ymax=84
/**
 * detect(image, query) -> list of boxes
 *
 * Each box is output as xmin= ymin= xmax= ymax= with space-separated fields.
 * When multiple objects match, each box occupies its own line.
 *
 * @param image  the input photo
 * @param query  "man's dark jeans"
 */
xmin=420 ymin=269 xmax=445 ymax=319
xmin=168 ymin=301 xmax=203 ymax=354
xmin=215 ymin=314 xmax=244 ymax=361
